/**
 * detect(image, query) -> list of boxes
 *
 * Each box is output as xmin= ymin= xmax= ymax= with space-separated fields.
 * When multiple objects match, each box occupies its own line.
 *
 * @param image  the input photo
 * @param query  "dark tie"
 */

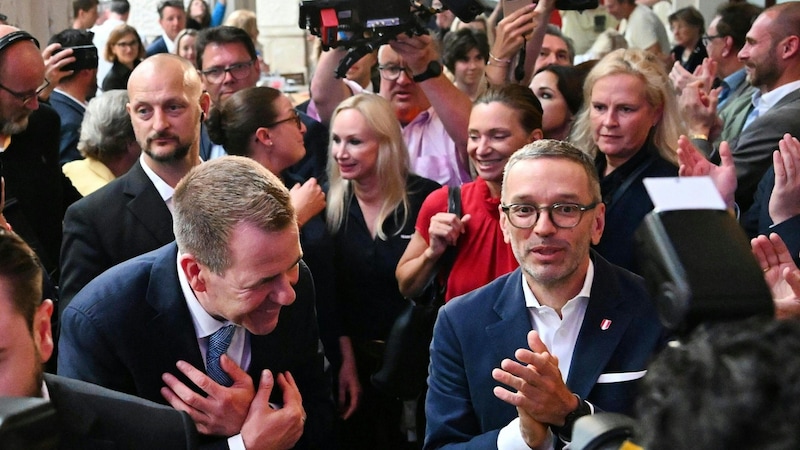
xmin=206 ymin=325 xmax=235 ymax=387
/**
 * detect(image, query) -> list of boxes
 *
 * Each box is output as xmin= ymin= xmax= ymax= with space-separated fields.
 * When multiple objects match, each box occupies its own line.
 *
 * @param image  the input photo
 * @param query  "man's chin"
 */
xmin=1 ymin=117 xmax=30 ymax=135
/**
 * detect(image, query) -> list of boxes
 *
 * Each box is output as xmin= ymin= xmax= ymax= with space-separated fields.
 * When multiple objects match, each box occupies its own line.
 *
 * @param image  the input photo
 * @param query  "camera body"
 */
xmin=556 ymin=0 xmax=599 ymax=11
xmin=55 ymin=44 xmax=99 ymax=72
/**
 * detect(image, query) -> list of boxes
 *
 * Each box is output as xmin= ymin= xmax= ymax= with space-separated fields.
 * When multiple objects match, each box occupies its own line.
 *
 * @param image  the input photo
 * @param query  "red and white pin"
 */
xmin=600 ymin=319 xmax=612 ymax=331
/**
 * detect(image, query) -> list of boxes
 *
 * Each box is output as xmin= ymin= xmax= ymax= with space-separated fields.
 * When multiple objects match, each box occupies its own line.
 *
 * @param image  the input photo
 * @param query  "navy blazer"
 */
xmin=146 ymin=35 xmax=169 ymax=57
xmin=58 ymin=243 xmax=335 ymax=448
xmin=59 ymin=159 xmax=174 ymax=310
xmin=424 ymin=252 xmax=664 ymax=449
xmin=44 ymin=373 xmax=197 ymax=449
xmin=48 ymin=91 xmax=85 ymax=165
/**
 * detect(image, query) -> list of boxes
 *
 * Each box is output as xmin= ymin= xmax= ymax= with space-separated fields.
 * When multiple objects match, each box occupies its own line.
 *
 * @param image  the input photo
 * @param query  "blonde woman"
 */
xmin=570 ymin=48 xmax=684 ymax=272
xmin=326 ymin=94 xmax=439 ymax=448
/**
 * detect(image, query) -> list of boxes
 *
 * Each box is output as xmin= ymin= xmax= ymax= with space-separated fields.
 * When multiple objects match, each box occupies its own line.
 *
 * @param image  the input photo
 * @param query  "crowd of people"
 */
xmin=3 ymin=0 xmax=800 ymax=449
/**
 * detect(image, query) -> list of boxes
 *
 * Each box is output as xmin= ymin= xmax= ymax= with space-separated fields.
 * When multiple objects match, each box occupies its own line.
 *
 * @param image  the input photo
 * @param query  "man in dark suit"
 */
xmin=146 ymin=0 xmax=186 ymax=56
xmin=46 ymin=28 xmax=99 ymax=165
xmin=425 ymin=140 xmax=664 ymax=449
xmin=0 ymin=26 xmax=82 ymax=279
xmin=59 ymin=53 xmax=207 ymax=309
xmin=0 ymin=228 xmax=198 ymax=449
xmin=59 ymin=156 xmax=335 ymax=449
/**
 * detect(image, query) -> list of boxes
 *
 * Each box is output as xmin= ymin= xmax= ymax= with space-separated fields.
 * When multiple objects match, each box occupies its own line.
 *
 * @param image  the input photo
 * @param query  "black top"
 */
xmin=594 ymin=141 xmax=678 ymax=273
xmin=102 ymin=60 xmax=138 ymax=92
xmin=670 ymin=40 xmax=708 ymax=75
xmin=332 ymin=174 xmax=440 ymax=341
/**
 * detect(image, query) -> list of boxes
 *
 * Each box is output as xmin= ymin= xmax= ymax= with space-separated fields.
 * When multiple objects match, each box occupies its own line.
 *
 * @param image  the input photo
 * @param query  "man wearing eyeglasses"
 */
xmin=425 ymin=140 xmax=664 ymax=450
xmin=0 ymin=25 xmax=81 ymax=280
xmin=311 ymin=33 xmax=473 ymax=187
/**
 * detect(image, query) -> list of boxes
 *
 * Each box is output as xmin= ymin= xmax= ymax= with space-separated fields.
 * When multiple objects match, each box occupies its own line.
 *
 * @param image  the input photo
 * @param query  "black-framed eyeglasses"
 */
xmin=378 ymin=64 xmax=413 ymax=81
xmin=264 ymin=112 xmax=302 ymax=130
xmin=0 ymin=78 xmax=49 ymax=105
xmin=701 ymin=34 xmax=723 ymax=47
xmin=500 ymin=202 xmax=598 ymax=229
xmin=200 ymin=60 xmax=255 ymax=84
xmin=114 ymin=40 xmax=139 ymax=48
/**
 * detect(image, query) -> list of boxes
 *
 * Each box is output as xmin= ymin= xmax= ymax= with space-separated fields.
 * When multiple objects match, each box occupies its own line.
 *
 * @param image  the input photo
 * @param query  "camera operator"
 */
xmin=310 ymin=30 xmax=473 ymax=188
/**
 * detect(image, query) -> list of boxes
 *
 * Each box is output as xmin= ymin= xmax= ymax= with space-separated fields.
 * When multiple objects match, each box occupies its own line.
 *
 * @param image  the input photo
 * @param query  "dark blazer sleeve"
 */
xmin=45 ymin=374 xmax=198 ymax=450
xmin=146 ymin=36 xmax=168 ymax=57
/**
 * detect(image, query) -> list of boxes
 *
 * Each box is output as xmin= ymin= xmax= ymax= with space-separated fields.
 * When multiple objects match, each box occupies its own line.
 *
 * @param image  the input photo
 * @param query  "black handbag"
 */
xmin=371 ymin=185 xmax=461 ymax=400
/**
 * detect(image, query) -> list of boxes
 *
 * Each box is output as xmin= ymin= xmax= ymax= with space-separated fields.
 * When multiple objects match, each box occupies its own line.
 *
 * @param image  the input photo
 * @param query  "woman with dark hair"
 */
xmin=442 ymin=28 xmax=490 ymax=101
xmin=397 ymin=84 xmax=543 ymax=301
xmin=529 ymin=60 xmax=596 ymax=140
xmin=102 ymin=24 xmax=144 ymax=91
xmin=669 ymin=6 xmax=707 ymax=73
xmin=186 ymin=0 xmax=226 ymax=30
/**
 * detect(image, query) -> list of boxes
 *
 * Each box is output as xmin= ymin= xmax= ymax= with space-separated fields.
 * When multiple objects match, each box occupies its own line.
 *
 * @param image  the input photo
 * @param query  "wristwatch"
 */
xmin=412 ymin=60 xmax=443 ymax=83
xmin=551 ymin=394 xmax=592 ymax=442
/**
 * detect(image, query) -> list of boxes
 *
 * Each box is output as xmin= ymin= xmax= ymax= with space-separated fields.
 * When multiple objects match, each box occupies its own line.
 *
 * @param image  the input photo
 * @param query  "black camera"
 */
xmin=556 ymin=0 xmax=599 ymax=11
xmin=55 ymin=44 xmax=99 ymax=72
xmin=300 ymin=0 xmax=487 ymax=77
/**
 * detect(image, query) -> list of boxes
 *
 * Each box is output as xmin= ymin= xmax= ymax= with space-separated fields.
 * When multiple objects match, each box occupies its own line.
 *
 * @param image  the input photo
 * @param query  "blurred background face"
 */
xmin=160 ymin=6 xmax=186 ymax=41
xmin=331 ymin=108 xmax=380 ymax=183
xmin=265 ymin=95 xmax=307 ymax=173
xmin=454 ymin=47 xmax=485 ymax=87
xmin=177 ymin=35 xmax=197 ymax=66
xmin=671 ymin=19 xmax=700 ymax=47
xmin=0 ymin=285 xmax=46 ymax=398
xmin=530 ymin=70 xmax=571 ymax=140
xmin=535 ymin=34 xmax=571 ymax=73
xmin=112 ymin=33 xmax=140 ymax=66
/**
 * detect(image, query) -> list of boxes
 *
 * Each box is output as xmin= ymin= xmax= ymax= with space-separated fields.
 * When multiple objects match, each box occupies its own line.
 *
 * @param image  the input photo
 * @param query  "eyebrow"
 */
xmin=246 ymin=254 xmax=303 ymax=289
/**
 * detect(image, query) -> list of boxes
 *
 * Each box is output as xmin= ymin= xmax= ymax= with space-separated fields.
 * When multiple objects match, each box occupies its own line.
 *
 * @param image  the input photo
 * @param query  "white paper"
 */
xmin=643 ymin=177 xmax=726 ymax=212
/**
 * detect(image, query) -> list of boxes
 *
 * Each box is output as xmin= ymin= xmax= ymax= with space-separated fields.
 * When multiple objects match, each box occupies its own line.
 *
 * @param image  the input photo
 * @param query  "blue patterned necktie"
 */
xmin=206 ymin=325 xmax=235 ymax=387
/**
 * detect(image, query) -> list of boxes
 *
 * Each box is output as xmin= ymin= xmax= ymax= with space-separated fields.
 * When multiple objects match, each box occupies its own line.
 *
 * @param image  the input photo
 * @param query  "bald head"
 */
xmin=0 ymin=26 xmax=46 ymax=135
xmin=128 ymin=53 xmax=203 ymax=98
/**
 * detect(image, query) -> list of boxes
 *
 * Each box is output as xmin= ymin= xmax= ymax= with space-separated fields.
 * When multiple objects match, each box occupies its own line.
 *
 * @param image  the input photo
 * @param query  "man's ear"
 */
xmin=179 ymin=253 xmax=208 ymax=293
xmin=499 ymin=205 xmax=512 ymax=244
xmin=33 ymin=299 xmax=54 ymax=364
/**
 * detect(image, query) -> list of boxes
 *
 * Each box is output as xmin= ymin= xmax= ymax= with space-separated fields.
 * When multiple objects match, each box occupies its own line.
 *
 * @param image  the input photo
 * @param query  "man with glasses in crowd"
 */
xmin=0 ymin=25 xmax=81 ymax=280
xmin=59 ymin=53 xmax=206 ymax=307
xmin=424 ymin=140 xmax=664 ymax=449
xmin=310 ymin=33 xmax=473 ymax=187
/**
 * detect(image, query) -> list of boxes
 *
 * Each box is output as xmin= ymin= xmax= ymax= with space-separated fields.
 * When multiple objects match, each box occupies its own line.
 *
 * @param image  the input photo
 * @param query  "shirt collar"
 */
xmin=53 ymin=88 xmax=87 ymax=108
xmin=176 ymin=253 xmax=232 ymax=339
xmin=753 ymin=79 xmax=800 ymax=116
xmin=139 ymin=154 xmax=175 ymax=206
xmin=523 ymin=260 xmax=595 ymax=309
xmin=722 ymin=68 xmax=747 ymax=94
xmin=161 ymin=32 xmax=177 ymax=53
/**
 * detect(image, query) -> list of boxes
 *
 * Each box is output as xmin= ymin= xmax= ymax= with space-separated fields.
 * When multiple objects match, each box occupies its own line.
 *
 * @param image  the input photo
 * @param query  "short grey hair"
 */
xmin=173 ymin=156 xmax=296 ymax=273
xmin=502 ymin=139 xmax=600 ymax=202
xmin=77 ymin=89 xmax=136 ymax=163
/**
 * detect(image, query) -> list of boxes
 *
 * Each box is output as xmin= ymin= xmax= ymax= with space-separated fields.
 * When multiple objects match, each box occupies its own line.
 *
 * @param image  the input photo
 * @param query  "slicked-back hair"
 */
xmin=205 ymin=86 xmax=282 ymax=155
xmin=475 ymin=83 xmax=543 ymax=134
xmin=173 ymin=156 xmax=295 ymax=274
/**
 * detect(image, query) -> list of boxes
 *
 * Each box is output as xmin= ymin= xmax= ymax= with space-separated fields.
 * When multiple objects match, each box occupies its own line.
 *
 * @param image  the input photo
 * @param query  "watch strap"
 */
xmin=412 ymin=60 xmax=442 ymax=83
xmin=550 ymin=394 xmax=593 ymax=442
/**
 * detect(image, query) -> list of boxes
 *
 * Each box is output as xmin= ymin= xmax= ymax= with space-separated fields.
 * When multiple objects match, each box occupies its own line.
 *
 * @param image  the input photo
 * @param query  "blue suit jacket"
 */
xmin=57 ymin=243 xmax=335 ymax=448
xmin=48 ymin=91 xmax=85 ymax=165
xmin=146 ymin=35 xmax=169 ymax=57
xmin=424 ymin=252 xmax=664 ymax=449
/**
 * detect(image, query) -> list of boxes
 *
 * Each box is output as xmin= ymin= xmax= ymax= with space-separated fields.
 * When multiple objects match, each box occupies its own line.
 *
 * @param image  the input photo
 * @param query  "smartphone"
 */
xmin=503 ymin=0 xmax=533 ymax=17
xmin=55 ymin=44 xmax=99 ymax=72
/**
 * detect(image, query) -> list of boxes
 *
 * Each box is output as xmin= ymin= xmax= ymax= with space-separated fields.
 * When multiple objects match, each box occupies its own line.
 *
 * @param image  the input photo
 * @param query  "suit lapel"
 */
xmin=566 ymin=254 xmax=633 ymax=398
xmin=485 ymin=270 xmax=534 ymax=363
xmin=144 ymin=243 xmax=205 ymax=371
xmin=123 ymin=161 xmax=175 ymax=245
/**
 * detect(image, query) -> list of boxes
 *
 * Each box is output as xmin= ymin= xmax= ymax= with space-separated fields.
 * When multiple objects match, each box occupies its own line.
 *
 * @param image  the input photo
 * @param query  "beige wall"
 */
xmin=0 ymin=0 xmax=71 ymax=43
